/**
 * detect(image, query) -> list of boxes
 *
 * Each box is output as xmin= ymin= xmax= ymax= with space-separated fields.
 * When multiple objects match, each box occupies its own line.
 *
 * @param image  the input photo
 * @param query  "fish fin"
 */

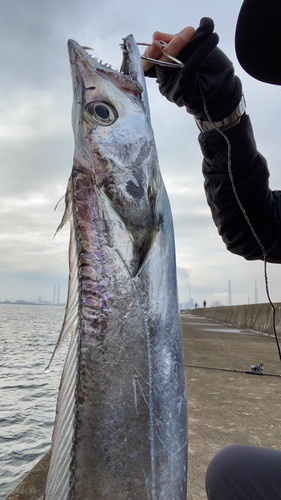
xmin=53 ymin=177 xmax=73 ymax=238
xmin=45 ymin=177 xmax=80 ymax=496
xmin=45 ymin=327 xmax=73 ymax=372
xmin=47 ymin=179 xmax=80 ymax=369
xmin=54 ymin=194 xmax=65 ymax=212
xmin=44 ymin=315 xmax=79 ymax=498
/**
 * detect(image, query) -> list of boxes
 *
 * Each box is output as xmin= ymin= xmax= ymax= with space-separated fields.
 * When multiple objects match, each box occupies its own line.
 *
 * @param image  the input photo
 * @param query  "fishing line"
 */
xmin=198 ymin=80 xmax=281 ymax=362
xmin=185 ymin=364 xmax=281 ymax=378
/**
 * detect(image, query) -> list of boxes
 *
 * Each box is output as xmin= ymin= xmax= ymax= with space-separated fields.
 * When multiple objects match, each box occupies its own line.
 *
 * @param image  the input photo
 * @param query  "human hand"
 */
xmin=143 ymin=18 xmax=242 ymax=124
xmin=141 ymin=26 xmax=195 ymax=74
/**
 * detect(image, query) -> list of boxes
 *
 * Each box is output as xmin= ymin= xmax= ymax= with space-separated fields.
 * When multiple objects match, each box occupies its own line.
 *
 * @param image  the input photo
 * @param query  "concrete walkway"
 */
xmin=5 ymin=314 xmax=281 ymax=499
xmin=183 ymin=313 xmax=281 ymax=500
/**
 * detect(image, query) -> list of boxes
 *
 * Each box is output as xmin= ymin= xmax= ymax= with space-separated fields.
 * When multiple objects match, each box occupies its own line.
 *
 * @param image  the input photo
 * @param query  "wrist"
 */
xmin=195 ymin=94 xmax=246 ymax=133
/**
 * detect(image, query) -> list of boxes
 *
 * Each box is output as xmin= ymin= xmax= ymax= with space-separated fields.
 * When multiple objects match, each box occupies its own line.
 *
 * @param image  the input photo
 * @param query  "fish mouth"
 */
xmin=119 ymin=39 xmax=131 ymax=76
xmin=67 ymin=36 xmax=145 ymax=97
xmin=119 ymin=35 xmax=142 ymax=80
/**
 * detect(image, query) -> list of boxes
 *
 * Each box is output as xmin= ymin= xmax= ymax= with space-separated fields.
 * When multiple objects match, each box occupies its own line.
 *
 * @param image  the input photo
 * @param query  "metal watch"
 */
xmin=195 ymin=94 xmax=246 ymax=133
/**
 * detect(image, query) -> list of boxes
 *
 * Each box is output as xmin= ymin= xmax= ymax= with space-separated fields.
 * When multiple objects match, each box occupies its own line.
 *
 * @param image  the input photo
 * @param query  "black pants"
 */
xmin=205 ymin=445 xmax=281 ymax=500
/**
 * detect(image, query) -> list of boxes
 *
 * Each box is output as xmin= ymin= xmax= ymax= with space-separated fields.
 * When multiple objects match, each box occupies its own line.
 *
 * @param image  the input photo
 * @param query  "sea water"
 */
xmin=0 ymin=304 xmax=68 ymax=499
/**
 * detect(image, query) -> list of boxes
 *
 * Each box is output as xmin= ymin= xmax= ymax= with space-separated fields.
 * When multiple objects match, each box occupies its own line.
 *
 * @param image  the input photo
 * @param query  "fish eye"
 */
xmin=84 ymin=101 xmax=118 ymax=126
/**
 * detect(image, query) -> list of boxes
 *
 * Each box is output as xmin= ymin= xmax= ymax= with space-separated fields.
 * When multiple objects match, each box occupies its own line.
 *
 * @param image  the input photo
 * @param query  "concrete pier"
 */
xmin=189 ymin=302 xmax=281 ymax=336
xmin=183 ymin=312 xmax=281 ymax=500
xmin=4 ymin=451 xmax=50 ymax=500
xmin=5 ymin=310 xmax=281 ymax=499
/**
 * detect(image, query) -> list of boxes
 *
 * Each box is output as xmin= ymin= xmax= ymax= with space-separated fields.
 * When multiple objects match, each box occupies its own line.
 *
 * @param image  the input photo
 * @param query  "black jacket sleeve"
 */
xmin=199 ymin=113 xmax=281 ymax=263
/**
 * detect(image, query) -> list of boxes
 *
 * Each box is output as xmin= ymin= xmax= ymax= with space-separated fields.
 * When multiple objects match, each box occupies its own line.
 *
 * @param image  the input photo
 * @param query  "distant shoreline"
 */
xmin=0 ymin=301 xmax=66 ymax=306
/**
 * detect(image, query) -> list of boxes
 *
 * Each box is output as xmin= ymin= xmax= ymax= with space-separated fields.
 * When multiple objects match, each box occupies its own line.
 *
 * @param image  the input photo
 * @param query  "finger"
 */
xmin=141 ymin=26 xmax=195 ymax=73
xmin=152 ymin=31 xmax=174 ymax=44
xmin=142 ymin=40 xmax=162 ymax=73
xmin=160 ymin=26 xmax=195 ymax=60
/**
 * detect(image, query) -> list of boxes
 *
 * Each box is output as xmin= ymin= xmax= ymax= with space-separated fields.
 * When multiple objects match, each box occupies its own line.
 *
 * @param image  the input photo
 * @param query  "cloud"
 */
xmin=176 ymin=266 xmax=190 ymax=287
xmin=1 ymin=0 xmax=280 ymax=309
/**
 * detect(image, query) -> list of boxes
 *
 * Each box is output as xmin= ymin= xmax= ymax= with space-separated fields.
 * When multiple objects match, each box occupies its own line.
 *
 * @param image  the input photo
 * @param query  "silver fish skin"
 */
xmin=44 ymin=35 xmax=187 ymax=500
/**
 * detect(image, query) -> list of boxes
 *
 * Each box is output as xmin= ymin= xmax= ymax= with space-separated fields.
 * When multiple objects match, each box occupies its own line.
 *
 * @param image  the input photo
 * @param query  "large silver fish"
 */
xmin=44 ymin=35 xmax=187 ymax=500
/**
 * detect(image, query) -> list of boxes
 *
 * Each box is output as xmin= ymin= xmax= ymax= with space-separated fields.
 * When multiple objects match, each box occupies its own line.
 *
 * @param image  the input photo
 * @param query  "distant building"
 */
xmin=211 ymin=301 xmax=224 ymax=307
xmin=179 ymin=299 xmax=196 ymax=310
xmin=57 ymin=284 xmax=61 ymax=305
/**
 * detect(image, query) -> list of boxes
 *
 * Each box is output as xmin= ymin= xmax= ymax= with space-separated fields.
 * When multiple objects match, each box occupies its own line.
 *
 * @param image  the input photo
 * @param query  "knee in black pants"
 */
xmin=205 ymin=444 xmax=281 ymax=500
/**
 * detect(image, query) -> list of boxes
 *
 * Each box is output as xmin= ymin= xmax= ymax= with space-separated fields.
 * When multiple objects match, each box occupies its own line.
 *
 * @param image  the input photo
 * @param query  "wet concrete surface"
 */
xmin=6 ymin=314 xmax=281 ymax=499
xmin=183 ymin=313 xmax=281 ymax=500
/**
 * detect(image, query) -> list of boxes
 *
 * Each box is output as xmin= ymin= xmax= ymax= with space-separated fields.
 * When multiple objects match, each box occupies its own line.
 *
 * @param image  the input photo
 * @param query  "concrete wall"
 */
xmin=189 ymin=303 xmax=281 ymax=336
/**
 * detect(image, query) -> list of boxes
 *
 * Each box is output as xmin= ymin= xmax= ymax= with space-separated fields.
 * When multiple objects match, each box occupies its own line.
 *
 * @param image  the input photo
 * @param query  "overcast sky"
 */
xmin=1 ymin=0 xmax=281 ymax=307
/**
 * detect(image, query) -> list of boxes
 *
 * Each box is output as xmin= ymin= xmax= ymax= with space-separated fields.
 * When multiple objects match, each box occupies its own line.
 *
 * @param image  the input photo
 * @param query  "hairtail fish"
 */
xmin=44 ymin=34 xmax=187 ymax=500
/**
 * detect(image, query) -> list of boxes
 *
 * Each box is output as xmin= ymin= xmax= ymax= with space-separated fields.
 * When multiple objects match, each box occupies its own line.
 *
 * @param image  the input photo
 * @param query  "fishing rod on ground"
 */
xmin=185 ymin=363 xmax=281 ymax=378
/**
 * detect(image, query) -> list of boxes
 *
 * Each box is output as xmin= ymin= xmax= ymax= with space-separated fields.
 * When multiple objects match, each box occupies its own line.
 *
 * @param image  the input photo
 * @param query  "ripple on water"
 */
xmin=0 ymin=304 xmax=68 ymax=499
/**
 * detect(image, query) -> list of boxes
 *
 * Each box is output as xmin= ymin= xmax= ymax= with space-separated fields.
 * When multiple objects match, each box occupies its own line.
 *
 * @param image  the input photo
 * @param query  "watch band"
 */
xmin=195 ymin=94 xmax=246 ymax=133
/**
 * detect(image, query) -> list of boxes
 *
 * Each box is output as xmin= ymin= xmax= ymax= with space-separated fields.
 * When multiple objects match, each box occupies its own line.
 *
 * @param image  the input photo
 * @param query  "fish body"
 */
xmin=44 ymin=35 xmax=187 ymax=500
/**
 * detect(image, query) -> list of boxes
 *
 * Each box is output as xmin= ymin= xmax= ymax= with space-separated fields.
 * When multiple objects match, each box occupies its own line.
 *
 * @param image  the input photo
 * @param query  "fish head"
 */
xmin=68 ymin=36 xmax=163 ymax=276
xmin=68 ymin=36 xmax=149 ymax=140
